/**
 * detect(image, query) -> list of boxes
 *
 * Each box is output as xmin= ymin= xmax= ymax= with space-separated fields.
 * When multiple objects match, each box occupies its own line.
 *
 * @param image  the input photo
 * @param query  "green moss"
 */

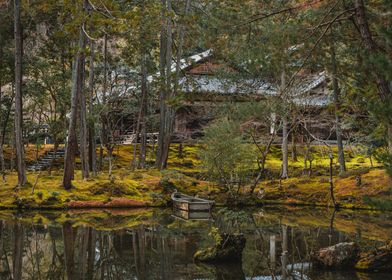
xmin=0 ymin=144 xmax=388 ymax=209
xmin=355 ymin=259 xmax=370 ymax=270
xmin=194 ymin=247 xmax=217 ymax=262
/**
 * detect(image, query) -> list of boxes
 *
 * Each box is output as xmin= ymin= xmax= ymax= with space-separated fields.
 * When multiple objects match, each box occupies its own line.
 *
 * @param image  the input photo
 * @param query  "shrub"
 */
xmin=36 ymin=192 xmax=43 ymax=200
xmin=159 ymin=177 xmax=176 ymax=193
xmin=199 ymin=119 xmax=256 ymax=193
xmin=51 ymin=191 xmax=60 ymax=198
xmin=339 ymin=168 xmax=370 ymax=178
xmin=376 ymin=152 xmax=392 ymax=178
xmin=363 ymin=196 xmax=392 ymax=210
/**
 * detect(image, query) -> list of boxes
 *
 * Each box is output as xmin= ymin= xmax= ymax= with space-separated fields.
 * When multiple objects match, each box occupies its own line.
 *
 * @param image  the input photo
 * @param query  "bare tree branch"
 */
xmin=235 ymin=0 xmax=326 ymax=27
xmin=284 ymin=8 xmax=356 ymax=94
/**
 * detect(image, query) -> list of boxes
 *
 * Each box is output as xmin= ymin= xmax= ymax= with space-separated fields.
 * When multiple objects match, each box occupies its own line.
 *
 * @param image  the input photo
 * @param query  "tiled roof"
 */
xmin=121 ymin=50 xmax=331 ymax=106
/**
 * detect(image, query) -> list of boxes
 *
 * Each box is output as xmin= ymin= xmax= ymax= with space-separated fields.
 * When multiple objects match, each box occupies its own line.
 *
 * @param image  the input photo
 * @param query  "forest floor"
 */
xmin=1 ymin=144 xmax=391 ymax=210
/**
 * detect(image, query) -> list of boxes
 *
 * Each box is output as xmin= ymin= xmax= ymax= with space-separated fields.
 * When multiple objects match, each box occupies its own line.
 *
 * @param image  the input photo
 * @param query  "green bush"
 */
xmin=199 ymin=119 xmax=256 ymax=193
xmin=376 ymin=152 xmax=392 ymax=178
xmin=338 ymin=167 xmax=370 ymax=178
xmin=36 ymin=192 xmax=43 ymax=200
xmin=159 ymin=177 xmax=176 ymax=193
xmin=363 ymin=196 xmax=392 ymax=210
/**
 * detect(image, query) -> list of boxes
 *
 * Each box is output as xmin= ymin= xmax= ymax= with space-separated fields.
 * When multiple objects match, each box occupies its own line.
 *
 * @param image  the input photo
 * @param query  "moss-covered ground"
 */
xmin=1 ymin=143 xmax=391 ymax=210
xmin=259 ymin=168 xmax=392 ymax=210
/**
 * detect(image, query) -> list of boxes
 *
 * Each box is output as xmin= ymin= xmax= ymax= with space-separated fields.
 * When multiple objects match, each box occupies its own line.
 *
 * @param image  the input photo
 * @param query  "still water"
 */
xmin=0 ymin=206 xmax=391 ymax=280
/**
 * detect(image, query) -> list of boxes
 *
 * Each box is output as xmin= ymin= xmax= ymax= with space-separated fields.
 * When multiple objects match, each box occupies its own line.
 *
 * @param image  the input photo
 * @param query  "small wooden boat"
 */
xmin=171 ymin=191 xmax=214 ymax=212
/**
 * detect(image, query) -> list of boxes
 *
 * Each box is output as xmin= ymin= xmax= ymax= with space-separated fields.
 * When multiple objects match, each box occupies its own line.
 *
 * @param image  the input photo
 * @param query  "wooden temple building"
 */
xmin=109 ymin=50 xmax=333 ymax=144
xmin=171 ymin=50 xmax=333 ymax=142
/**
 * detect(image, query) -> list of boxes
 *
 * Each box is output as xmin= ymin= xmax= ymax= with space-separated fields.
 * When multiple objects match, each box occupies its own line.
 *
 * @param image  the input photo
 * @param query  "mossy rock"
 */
xmin=194 ymin=233 xmax=246 ymax=263
xmin=89 ymin=183 xmax=138 ymax=197
xmin=159 ymin=178 xmax=176 ymax=193
xmin=41 ymin=195 xmax=60 ymax=206
xmin=312 ymin=242 xmax=360 ymax=269
xmin=13 ymin=197 xmax=37 ymax=209
xmin=355 ymin=241 xmax=392 ymax=271
xmin=36 ymin=192 xmax=43 ymax=200
xmin=194 ymin=247 xmax=217 ymax=262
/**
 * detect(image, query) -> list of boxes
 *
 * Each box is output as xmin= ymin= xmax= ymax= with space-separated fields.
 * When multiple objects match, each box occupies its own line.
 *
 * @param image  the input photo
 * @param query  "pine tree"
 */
xmin=13 ymin=0 xmax=27 ymax=187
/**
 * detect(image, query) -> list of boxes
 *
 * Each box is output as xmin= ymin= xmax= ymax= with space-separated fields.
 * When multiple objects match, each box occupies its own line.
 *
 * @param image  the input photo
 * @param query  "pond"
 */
xmin=0 ymin=206 xmax=391 ymax=279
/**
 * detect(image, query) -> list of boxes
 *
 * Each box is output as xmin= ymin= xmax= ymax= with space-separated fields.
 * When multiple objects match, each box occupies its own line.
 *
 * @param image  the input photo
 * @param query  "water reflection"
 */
xmin=172 ymin=208 xmax=213 ymax=221
xmin=0 ymin=207 xmax=390 ymax=279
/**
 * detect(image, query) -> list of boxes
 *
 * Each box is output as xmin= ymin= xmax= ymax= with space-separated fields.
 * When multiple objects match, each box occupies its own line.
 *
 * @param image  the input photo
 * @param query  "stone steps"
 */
xmin=27 ymin=148 xmax=65 ymax=171
xmin=117 ymin=132 xmax=159 ymax=145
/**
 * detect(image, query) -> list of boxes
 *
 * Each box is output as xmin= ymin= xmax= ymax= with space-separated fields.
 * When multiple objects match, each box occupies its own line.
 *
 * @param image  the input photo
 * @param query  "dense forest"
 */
xmin=1 ymin=1 xmax=392 ymax=279
xmin=0 ymin=0 xmax=391 ymax=207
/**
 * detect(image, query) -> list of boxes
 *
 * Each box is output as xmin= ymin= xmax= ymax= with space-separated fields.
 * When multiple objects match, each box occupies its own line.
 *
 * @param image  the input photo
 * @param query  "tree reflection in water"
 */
xmin=0 ymin=208 xmax=390 ymax=280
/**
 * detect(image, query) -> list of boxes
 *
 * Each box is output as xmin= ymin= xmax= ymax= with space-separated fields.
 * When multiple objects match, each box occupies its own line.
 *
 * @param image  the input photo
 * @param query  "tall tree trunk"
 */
xmin=355 ymin=0 xmax=392 ymax=153
xmin=63 ymin=15 xmax=86 ymax=189
xmin=0 ymin=124 xmax=4 ymax=183
xmin=137 ymin=4 xmax=149 ymax=170
xmin=10 ymin=113 xmax=15 ymax=171
xmin=0 ymin=44 xmax=5 ymax=182
xmin=63 ymin=52 xmax=79 ymax=189
xmin=172 ymin=0 xmax=191 ymax=162
xmin=98 ymin=144 xmax=103 ymax=171
xmin=330 ymin=36 xmax=346 ymax=173
xmin=0 ymin=95 xmax=13 ymax=181
xmin=35 ymin=110 xmax=43 ymax=161
xmin=161 ymin=0 xmax=176 ymax=170
xmin=14 ymin=0 xmax=27 ymax=187
xmin=108 ymin=146 xmax=113 ymax=182
xmin=132 ymin=17 xmax=148 ymax=170
xmin=281 ymin=116 xmax=289 ymax=179
xmin=88 ymin=40 xmax=97 ymax=176
xmin=280 ymin=69 xmax=289 ymax=179
xmin=160 ymin=0 xmax=174 ymax=170
xmin=79 ymin=31 xmax=89 ymax=180
xmin=389 ymin=126 xmax=392 ymax=155
xmin=156 ymin=0 xmax=189 ymax=169
xmin=138 ymin=52 xmax=148 ymax=169
xmin=99 ymin=34 xmax=108 ymax=172
xmin=156 ymin=0 xmax=168 ymax=169
xmin=291 ymin=132 xmax=297 ymax=161
xmin=173 ymin=0 xmax=191 ymax=94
